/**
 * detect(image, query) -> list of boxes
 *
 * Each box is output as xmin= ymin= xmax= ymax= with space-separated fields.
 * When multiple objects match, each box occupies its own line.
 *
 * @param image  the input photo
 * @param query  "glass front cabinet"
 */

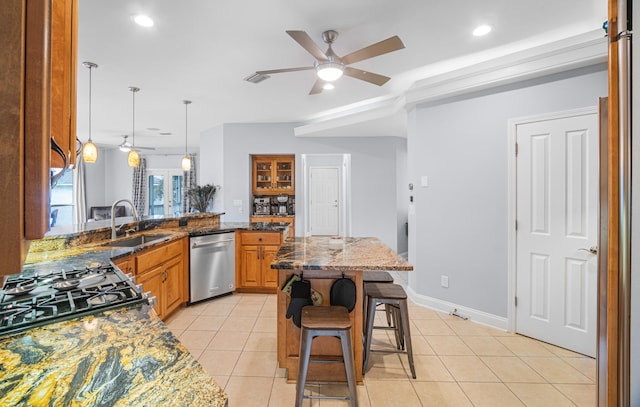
xmin=252 ymin=155 xmax=294 ymax=195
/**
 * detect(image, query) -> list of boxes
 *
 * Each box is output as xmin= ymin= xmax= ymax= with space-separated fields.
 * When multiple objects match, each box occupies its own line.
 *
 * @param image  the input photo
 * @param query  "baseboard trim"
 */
xmin=405 ymin=286 xmax=509 ymax=332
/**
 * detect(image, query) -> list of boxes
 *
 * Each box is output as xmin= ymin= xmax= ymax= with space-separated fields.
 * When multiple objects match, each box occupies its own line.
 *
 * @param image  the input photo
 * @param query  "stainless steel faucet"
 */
xmin=111 ymin=199 xmax=140 ymax=239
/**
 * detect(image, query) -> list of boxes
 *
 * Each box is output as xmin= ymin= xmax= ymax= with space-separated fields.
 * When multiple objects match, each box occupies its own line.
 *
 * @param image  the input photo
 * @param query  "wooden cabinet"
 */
xmin=113 ymin=255 xmax=134 ymax=276
xmin=133 ymin=238 xmax=186 ymax=320
xmin=252 ymin=155 xmax=295 ymax=195
xmin=1 ymin=0 xmax=52 ymax=276
xmin=236 ymin=231 xmax=283 ymax=293
xmin=50 ymin=0 xmax=77 ymax=168
xmin=250 ymin=216 xmax=295 ymax=235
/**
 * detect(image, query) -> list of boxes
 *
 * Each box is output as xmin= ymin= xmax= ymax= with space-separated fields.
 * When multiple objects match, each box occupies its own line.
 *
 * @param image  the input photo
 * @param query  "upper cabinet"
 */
xmin=252 ymin=155 xmax=295 ymax=195
xmin=1 ymin=0 xmax=76 ymax=275
xmin=50 ymin=0 xmax=77 ymax=168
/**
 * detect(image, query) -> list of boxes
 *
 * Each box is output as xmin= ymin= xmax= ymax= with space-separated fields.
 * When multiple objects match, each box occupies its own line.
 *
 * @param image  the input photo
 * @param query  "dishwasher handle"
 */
xmin=192 ymin=239 xmax=234 ymax=249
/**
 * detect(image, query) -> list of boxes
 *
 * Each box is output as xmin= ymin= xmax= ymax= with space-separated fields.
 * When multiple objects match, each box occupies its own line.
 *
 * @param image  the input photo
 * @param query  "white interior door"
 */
xmin=515 ymin=110 xmax=598 ymax=357
xmin=309 ymin=167 xmax=339 ymax=235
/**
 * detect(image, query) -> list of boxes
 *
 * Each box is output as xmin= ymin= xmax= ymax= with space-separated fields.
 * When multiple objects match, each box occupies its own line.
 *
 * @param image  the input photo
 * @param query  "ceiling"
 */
xmin=77 ymin=0 xmax=606 ymax=150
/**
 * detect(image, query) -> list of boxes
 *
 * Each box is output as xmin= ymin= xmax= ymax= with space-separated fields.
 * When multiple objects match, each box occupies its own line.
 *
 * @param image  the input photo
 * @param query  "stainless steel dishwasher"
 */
xmin=189 ymin=232 xmax=235 ymax=303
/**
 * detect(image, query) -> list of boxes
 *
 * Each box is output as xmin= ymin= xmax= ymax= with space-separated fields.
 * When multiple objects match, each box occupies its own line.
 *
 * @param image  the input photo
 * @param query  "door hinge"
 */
xmin=515 ymin=143 xmax=518 ymax=156
xmin=515 ymin=220 xmax=518 ymax=230
xmin=515 ymin=296 xmax=518 ymax=307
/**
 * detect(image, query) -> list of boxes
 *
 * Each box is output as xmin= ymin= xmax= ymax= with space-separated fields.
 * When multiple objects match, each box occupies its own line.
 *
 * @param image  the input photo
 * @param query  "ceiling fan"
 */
xmin=118 ymin=135 xmax=155 ymax=152
xmin=255 ymin=30 xmax=405 ymax=95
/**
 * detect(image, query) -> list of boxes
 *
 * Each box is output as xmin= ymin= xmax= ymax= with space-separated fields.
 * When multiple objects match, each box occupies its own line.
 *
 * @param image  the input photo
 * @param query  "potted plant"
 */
xmin=187 ymin=183 xmax=218 ymax=213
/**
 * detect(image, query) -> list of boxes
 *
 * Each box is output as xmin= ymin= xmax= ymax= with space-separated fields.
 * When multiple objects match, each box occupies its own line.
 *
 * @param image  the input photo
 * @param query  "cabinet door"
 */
xmin=274 ymin=158 xmax=294 ymax=193
xmin=138 ymin=265 xmax=164 ymax=318
xmin=50 ymin=0 xmax=77 ymax=168
xmin=163 ymin=256 xmax=183 ymax=317
xmin=253 ymin=158 xmax=274 ymax=194
xmin=240 ymin=245 xmax=261 ymax=287
xmin=113 ymin=256 xmax=134 ymax=275
xmin=261 ymin=245 xmax=280 ymax=288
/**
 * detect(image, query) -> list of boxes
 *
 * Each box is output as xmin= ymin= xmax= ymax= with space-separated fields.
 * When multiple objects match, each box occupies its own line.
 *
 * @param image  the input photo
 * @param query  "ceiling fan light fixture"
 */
xmin=316 ymin=61 xmax=344 ymax=82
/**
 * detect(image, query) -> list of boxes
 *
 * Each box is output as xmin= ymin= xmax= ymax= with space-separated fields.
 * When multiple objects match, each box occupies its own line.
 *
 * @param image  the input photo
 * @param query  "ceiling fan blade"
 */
xmin=341 ymin=35 xmax=405 ymax=65
xmin=286 ymin=30 xmax=328 ymax=61
xmin=309 ymin=79 xmax=325 ymax=95
xmin=256 ymin=66 xmax=314 ymax=75
xmin=343 ymin=67 xmax=391 ymax=86
xmin=135 ymin=146 xmax=156 ymax=151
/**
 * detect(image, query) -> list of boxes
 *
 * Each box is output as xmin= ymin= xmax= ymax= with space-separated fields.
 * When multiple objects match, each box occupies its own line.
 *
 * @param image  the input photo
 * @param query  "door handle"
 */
xmin=579 ymin=246 xmax=598 ymax=255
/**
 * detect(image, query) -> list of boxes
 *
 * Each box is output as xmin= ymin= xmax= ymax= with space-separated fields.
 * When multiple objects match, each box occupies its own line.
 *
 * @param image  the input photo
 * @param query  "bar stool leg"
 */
xmin=339 ymin=330 xmax=358 ymax=407
xmin=363 ymin=296 xmax=377 ymax=373
xmin=399 ymin=299 xmax=416 ymax=379
xmin=295 ymin=328 xmax=313 ymax=407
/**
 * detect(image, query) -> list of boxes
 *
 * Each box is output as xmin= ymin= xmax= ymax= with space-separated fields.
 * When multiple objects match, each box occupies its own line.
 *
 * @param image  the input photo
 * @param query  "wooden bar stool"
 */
xmin=363 ymin=283 xmax=416 ymax=379
xmin=295 ymin=306 xmax=358 ymax=407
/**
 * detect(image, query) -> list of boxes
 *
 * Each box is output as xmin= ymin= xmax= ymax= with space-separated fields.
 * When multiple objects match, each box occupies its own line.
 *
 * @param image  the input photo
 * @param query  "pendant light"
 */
xmin=181 ymin=100 xmax=192 ymax=171
xmin=82 ymin=62 xmax=98 ymax=163
xmin=127 ymin=86 xmax=140 ymax=167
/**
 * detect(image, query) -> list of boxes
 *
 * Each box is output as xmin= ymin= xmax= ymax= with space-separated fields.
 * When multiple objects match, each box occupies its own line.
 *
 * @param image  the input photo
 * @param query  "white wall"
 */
xmin=199 ymin=125 xmax=224 ymax=213
xmin=199 ymin=122 xmax=406 ymax=251
xmin=407 ymin=66 xmax=607 ymax=318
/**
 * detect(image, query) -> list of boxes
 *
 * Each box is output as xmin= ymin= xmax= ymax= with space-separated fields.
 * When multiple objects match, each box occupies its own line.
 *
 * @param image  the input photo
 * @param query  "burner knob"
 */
xmin=135 ymin=284 xmax=143 ymax=292
xmin=146 ymin=295 xmax=158 ymax=308
xmin=128 ymin=275 xmax=136 ymax=284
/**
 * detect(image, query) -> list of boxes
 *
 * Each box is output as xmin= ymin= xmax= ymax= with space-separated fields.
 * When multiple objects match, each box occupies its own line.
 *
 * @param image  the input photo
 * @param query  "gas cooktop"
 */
xmin=0 ymin=265 xmax=155 ymax=335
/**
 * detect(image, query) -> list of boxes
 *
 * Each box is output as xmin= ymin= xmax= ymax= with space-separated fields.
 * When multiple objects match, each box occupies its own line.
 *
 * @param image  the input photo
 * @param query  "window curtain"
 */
xmin=182 ymin=154 xmax=197 ymax=213
xmin=73 ymin=155 xmax=87 ymax=224
xmin=131 ymin=157 xmax=147 ymax=216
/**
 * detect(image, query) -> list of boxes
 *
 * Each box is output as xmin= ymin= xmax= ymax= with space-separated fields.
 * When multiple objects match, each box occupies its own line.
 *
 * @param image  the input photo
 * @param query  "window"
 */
xmin=50 ymin=169 xmax=74 ymax=226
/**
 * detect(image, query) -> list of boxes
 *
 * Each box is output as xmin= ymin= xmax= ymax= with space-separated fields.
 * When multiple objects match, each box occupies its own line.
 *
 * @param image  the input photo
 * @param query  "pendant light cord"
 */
xmin=88 ymin=66 xmax=92 ymax=142
xmin=132 ymin=90 xmax=135 ymax=148
xmin=185 ymin=102 xmax=188 ymax=155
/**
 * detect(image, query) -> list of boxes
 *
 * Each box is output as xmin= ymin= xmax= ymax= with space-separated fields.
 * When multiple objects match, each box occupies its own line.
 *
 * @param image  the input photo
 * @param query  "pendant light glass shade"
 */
xmin=181 ymin=100 xmax=192 ymax=171
xmin=82 ymin=62 xmax=99 ymax=163
xmin=127 ymin=86 xmax=140 ymax=168
xmin=82 ymin=141 xmax=98 ymax=163
xmin=128 ymin=149 xmax=140 ymax=167
xmin=181 ymin=155 xmax=191 ymax=171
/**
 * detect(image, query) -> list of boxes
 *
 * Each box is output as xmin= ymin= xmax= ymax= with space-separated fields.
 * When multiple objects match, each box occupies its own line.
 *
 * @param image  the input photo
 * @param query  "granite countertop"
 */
xmin=271 ymin=236 xmax=413 ymax=271
xmin=0 ymin=304 xmax=226 ymax=406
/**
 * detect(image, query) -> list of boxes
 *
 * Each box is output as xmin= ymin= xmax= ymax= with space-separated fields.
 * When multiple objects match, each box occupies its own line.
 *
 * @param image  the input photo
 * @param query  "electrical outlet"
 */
xmin=441 ymin=275 xmax=449 ymax=288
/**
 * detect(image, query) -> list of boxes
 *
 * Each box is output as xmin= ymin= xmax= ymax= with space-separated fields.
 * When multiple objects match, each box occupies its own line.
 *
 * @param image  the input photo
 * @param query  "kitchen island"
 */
xmin=272 ymin=236 xmax=412 ymax=384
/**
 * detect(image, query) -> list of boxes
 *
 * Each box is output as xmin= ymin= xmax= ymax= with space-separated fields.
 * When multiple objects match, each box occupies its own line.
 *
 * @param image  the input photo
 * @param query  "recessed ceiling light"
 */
xmin=323 ymin=83 xmax=335 ymax=90
xmin=134 ymin=15 xmax=154 ymax=28
xmin=473 ymin=25 xmax=492 ymax=37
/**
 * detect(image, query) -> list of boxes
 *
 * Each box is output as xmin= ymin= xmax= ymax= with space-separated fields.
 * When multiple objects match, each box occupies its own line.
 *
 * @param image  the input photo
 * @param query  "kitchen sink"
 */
xmin=102 ymin=234 xmax=172 ymax=248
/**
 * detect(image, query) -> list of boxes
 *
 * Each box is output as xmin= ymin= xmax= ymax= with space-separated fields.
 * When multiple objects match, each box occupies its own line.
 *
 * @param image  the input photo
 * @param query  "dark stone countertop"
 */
xmin=0 ymin=304 xmax=226 ymax=406
xmin=271 ymin=236 xmax=413 ymax=271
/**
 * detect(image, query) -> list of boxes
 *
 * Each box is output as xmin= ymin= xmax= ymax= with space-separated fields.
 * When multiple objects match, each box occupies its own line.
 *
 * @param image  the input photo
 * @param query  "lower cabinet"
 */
xmin=113 ymin=237 xmax=187 ymax=320
xmin=236 ymin=231 xmax=282 ymax=293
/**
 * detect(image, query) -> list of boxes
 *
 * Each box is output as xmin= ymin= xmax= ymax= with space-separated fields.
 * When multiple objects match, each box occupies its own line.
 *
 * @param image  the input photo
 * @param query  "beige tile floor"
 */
xmin=165 ymin=293 xmax=596 ymax=406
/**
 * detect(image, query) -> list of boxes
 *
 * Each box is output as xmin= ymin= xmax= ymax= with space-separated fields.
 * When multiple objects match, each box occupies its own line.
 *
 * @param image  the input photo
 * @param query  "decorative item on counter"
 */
xmin=187 ymin=183 xmax=218 ymax=212
xmin=329 ymin=236 xmax=344 ymax=249
xmin=281 ymin=274 xmax=322 ymax=305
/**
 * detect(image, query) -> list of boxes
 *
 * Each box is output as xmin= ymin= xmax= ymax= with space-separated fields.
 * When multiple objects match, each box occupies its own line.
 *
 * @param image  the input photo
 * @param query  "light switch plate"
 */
xmin=421 ymin=176 xmax=429 ymax=187
xmin=233 ymin=199 xmax=242 ymax=206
